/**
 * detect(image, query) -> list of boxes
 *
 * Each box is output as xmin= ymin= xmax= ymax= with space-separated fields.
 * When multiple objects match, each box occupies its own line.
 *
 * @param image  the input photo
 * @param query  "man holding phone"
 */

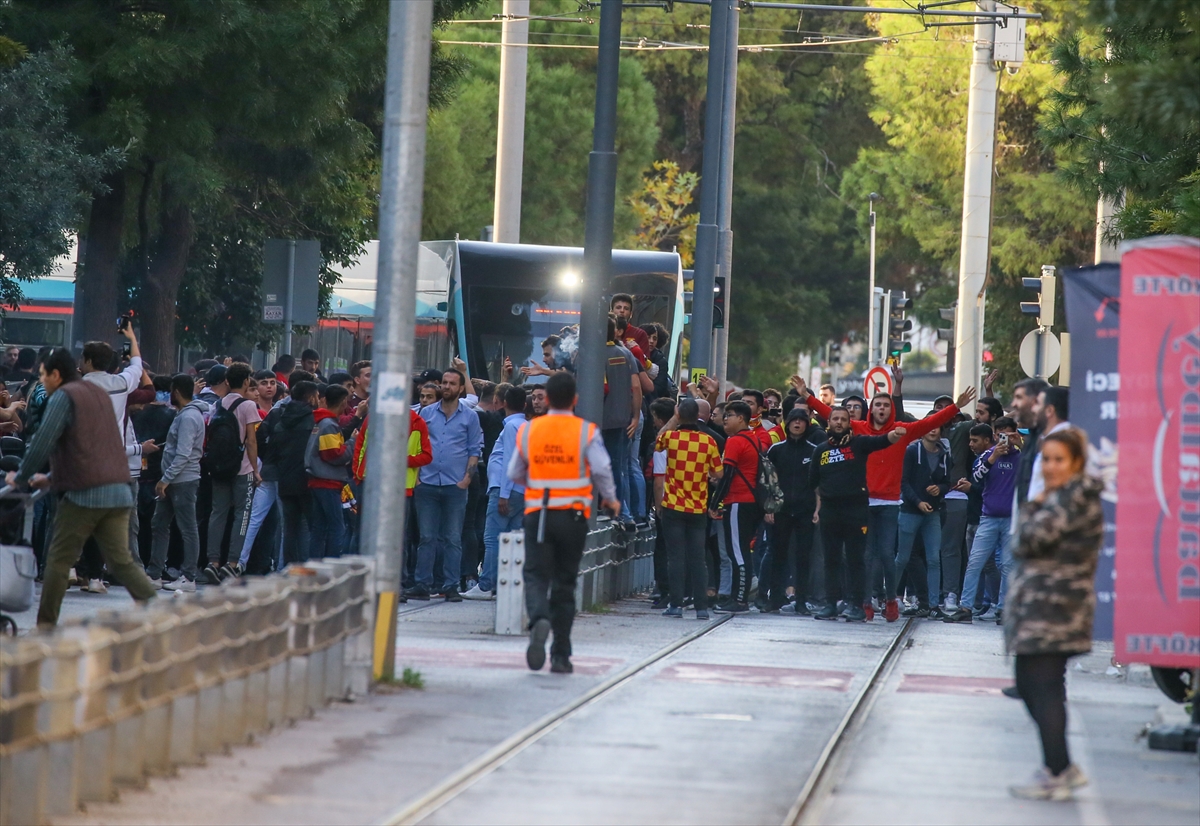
xmin=148 ymin=375 xmax=208 ymax=591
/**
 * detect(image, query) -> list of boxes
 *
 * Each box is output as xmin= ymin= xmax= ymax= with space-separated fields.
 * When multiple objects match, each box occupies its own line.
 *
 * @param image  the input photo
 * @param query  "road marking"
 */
xmin=658 ymin=663 xmax=853 ymax=691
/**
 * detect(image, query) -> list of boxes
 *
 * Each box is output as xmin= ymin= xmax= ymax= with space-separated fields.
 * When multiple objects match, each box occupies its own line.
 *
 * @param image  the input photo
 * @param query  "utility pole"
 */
xmin=952 ymin=0 xmax=998 ymax=412
xmin=712 ymin=0 xmax=739 ymax=394
xmin=686 ymin=0 xmax=728 ymax=385
xmin=575 ymin=0 xmax=623 ymax=425
xmin=363 ymin=0 xmax=434 ymax=683
xmin=866 ymin=193 xmax=880 ymax=366
xmin=492 ymin=0 xmax=529 ymax=243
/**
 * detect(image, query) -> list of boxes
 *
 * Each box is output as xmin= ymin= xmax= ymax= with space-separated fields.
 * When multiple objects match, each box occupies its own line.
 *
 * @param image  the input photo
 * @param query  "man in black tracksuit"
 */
xmin=764 ymin=408 xmax=821 ymax=613
xmin=809 ymin=407 xmax=905 ymax=622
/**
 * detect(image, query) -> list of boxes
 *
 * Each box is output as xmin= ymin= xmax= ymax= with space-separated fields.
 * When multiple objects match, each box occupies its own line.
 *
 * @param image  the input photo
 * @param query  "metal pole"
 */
xmin=881 ymin=288 xmax=891 ymax=364
xmin=952 ymin=0 xmax=997 ymax=412
xmin=493 ymin=0 xmax=529 ymax=243
xmin=364 ymin=0 xmax=434 ymax=683
xmin=713 ymin=0 xmax=739 ymax=394
xmin=685 ymin=0 xmax=728 ymax=381
xmin=284 ymin=239 xmax=296 ymax=355
xmin=576 ymin=0 xmax=623 ymax=425
xmin=867 ymin=194 xmax=879 ymax=366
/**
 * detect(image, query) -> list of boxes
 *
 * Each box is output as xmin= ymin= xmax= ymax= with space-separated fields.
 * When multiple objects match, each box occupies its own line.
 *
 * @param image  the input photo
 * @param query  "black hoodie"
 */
xmin=767 ymin=409 xmax=820 ymax=514
xmin=259 ymin=400 xmax=316 ymax=495
xmin=810 ymin=430 xmax=893 ymax=503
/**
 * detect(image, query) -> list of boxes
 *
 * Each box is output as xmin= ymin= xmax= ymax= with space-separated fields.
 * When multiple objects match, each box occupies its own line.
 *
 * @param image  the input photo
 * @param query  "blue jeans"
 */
xmin=414 ymin=483 xmax=469 ymax=593
xmin=480 ymin=487 xmax=525 ymax=592
xmin=627 ymin=413 xmax=646 ymax=520
xmin=866 ymin=504 xmax=900 ymax=601
xmin=961 ymin=515 xmax=1012 ymax=609
xmin=601 ymin=428 xmax=629 ymax=519
xmin=896 ymin=510 xmax=943 ymax=607
xmin=239 ymin=480 xmax=279 ymax=567
xmin=309 ymin=486 xmax=347 ymax=559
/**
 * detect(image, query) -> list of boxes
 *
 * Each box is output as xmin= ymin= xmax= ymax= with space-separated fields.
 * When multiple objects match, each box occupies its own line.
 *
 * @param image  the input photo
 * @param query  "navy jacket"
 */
xmin=901 ymin=440 xmax=950 ymax=514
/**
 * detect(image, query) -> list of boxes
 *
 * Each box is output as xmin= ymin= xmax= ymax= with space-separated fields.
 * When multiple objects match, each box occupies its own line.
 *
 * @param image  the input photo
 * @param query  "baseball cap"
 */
xmin=205 ymin=364 xmax=228 ymax=386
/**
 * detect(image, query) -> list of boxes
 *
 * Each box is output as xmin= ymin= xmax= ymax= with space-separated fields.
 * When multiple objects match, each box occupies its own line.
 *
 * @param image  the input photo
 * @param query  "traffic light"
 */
xmin=937 ymin=301 xmax=957 ymax=373
xmin=1021 ymin=266 xmax=1057 ymax=328
xmin=829 ymin=341 xmax=842 ymax=363
xmin=887 ymin=291 xmax=913 ymax=358
xmin=713 ymin=275 xmax=726 ymax=329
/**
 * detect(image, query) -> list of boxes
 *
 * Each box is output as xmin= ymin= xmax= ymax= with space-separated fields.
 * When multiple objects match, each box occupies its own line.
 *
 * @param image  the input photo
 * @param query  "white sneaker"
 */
xmin=1009 ymin=767 xmax=1072 ymax=801
xmin=85 ymin=579 xmax=108 ymax=595
xmin=68 ymin=567 xmax=81 ymax=587
xmin=149 ymin=578 xmax=163 ymax=590
xmin=164 ymin=577 xmax=196 ymax=593
xmin=1060 ymin=764 xmax=1089 ymax=789
xmin=978 ymin=606 xmax=999 ymax=622
xmin=944 ymin=593 xmax=959 ymax=612
xmin=461 ymin=584 xmax=495 ymax=601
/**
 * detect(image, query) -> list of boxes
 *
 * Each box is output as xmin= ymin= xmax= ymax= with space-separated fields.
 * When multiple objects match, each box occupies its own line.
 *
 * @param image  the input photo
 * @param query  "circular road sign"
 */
xmin=1019 ymin=330 xmax=1061 ymax=379
xmin=863 ymin=366 xmax=894 ymax=400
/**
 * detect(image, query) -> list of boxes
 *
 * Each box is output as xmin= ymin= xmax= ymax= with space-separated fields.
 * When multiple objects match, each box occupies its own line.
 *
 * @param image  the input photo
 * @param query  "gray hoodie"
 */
xmin=161 ymin=399 xmax=209 ymax=485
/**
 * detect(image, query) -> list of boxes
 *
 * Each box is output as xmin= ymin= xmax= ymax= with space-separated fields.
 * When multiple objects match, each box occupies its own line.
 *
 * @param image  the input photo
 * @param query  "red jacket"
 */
xmin=807 ymin=394 xmax=960 ymax=501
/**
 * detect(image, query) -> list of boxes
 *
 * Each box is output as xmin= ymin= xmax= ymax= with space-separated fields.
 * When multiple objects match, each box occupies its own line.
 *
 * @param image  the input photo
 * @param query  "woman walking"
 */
xmin=1006 ymin=428 xmax=1103 ymax=800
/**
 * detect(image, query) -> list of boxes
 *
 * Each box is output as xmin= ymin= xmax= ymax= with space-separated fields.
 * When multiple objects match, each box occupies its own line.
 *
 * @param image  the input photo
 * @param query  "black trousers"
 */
xmin=768 ymin=508 xmax=816 ymax=609
xmin=661 ymin=509 xmax=708 ymax=610
xmin=280 ymin=492 xmax=311 ymax=565
xmin=1015 ymin=653 xmax=1071 ymax=775
xmin=722 ymin=501 xmax=761 ymax=605
xmin=820 ymin=500 xmax=868 ymax=607
xmin=523 ymin=509 xmax=589 ymax=658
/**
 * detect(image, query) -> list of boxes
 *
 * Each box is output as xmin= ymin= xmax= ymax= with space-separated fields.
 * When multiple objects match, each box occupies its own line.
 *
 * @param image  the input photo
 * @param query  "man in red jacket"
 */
xmin=796 ymin=377 xmax=976 ymax=621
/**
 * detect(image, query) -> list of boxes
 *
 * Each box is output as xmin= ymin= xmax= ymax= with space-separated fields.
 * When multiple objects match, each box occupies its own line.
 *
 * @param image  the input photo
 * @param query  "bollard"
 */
xmin=74 ymin=623 xmax=119 ymax=805
xmin=0 ymin=635 xmax=50 ymax=826
xmin=165 ymin=602 xmax=205 ymax=768
xmin=41 ymin=629 xmax=84 ymax=819
xmin=97 ymin=610 xmax=153 ymax=788
xmin=138 ymin=608 xmax=177 ymax=778
xmin=495 ymin=532 xmax=527 ymax=635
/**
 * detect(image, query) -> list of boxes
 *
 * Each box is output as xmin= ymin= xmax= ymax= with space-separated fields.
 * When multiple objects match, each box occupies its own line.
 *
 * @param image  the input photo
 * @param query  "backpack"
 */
xmin=203 ymin=397 xmax=251 ymax=481
xmin=732 ymin=432 xmax=785 ymax=515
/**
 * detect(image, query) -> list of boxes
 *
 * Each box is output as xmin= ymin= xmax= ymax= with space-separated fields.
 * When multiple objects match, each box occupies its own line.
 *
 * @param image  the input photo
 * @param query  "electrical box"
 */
xmin=993 ymin=14 xmax=1026 ymax=66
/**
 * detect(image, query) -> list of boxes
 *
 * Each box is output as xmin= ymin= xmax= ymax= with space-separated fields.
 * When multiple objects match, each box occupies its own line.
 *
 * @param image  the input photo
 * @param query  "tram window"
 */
xmin=0 ymin=318 xmax=65 ymax=348
xmin=414 ymin=317 xmax=449 ymax=374
xmin=465 ymin=285 xmax=582 ymax=382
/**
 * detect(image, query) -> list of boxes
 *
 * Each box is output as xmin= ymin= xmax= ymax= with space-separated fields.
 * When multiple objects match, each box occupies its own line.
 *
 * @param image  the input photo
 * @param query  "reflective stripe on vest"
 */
xmin=520 ymin=415 xmax=595 ymax=517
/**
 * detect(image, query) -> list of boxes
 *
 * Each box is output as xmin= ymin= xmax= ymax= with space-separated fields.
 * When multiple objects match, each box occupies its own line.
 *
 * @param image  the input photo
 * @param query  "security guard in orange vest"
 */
xmin=508 ymin=372 xmax=621 ymax=674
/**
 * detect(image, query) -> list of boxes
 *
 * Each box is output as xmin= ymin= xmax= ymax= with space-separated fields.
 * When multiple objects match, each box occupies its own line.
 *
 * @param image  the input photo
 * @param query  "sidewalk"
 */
xmin=816 ymin=619 xmax=1199 ymax=826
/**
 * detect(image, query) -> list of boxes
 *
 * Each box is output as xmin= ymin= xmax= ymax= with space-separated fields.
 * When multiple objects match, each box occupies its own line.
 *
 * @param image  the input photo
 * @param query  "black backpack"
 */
xmin=731 ymin=432 xmax=786 ymax=515
xmin=203 ymin=397 xmax=251 ymax=481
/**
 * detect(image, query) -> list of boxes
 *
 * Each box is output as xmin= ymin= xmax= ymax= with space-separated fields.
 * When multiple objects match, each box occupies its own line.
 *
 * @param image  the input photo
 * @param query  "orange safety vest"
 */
xmin=518 ymin=415 xmax=596 ymax=518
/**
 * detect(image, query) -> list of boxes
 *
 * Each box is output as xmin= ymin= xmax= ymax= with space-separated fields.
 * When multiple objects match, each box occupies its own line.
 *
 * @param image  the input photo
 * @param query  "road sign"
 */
xmin=1019 ymin=329 xmax=1061 ymax=379
xmin=863 ymin=366 xmax=893 ymax=399
xmin=262 ymin=305 xmax=284 ymax=322
xmin=262 ymin=239 xmax=321 ymax=327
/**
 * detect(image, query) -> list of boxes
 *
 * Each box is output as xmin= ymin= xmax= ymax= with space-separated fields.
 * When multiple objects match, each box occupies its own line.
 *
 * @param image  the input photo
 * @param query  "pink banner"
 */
xmin=1114 ymin=236 xmax=1200 ymax=667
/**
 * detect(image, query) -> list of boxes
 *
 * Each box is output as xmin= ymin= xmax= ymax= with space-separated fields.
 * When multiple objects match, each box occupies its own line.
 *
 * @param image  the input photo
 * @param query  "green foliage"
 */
xmin=1041 ymin=1 xmax=1200 ymax=241
xmin=0 ymin=43 xmax=121 ymax=305
xmin=626 ymin=160 xmax=699 ymax=267
xmin=844 ymin=1 xmax=1094 ymax=394
xmin=424 ymin=10 xmax=660 ymax=245
xmin=401 ymin=667 xmax=425 ymax=689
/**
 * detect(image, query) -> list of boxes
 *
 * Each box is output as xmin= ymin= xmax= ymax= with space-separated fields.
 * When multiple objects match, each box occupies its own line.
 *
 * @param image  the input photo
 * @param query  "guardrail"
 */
xmin=0 ymin=557 xmax=374 ymax=826
xmin=494 ymin=518 xmax=656 ymax=635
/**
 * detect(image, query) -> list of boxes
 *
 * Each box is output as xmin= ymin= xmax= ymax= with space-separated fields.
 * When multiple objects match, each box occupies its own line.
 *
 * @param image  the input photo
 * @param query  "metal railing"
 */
xmin=0 ymin=556 xmax=374 ymax=826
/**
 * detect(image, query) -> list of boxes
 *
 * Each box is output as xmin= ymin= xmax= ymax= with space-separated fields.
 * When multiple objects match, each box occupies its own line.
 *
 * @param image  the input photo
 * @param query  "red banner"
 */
xmin=1114 ymin=236 xmax=1200 ymax=667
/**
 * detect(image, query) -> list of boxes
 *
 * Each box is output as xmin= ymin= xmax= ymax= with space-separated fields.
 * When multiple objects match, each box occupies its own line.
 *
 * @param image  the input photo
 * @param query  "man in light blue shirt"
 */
xmin=464 ymin=386 xmax=528 ymax=600
xmin=407 ymin=368 xmax=483 ymax=601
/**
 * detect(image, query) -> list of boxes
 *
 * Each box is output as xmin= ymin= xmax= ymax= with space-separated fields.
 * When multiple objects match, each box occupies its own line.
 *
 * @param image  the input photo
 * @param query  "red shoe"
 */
xmin=884 ymin=599 xmax=900 ymax=623
xmin=862 ymin=601 xmax=875 ymax=621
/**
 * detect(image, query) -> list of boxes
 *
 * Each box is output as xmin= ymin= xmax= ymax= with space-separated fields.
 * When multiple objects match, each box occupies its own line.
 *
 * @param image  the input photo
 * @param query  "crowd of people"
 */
xmin=0 ymin=294 xmax=1102 ymax=800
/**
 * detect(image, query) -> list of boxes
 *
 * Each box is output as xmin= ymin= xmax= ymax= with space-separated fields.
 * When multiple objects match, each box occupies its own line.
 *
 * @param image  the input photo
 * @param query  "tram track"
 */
xmin=379 ymin=612 xmax=915 ymax=826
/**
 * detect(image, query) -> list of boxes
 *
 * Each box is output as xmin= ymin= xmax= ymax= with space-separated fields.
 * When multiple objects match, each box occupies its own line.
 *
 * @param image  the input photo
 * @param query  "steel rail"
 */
xmin=380 ymin=613 xmax=735 ymax=825
xmin=783 ymin=617 xmax=917 ymax=825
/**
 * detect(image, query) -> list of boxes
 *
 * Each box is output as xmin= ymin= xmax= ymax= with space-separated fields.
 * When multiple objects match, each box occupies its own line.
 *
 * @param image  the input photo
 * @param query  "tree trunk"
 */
xmin=140 ymin=191 xmax=193 ymax=372
xmin=74 ymin=173 xmax=126 ymax=351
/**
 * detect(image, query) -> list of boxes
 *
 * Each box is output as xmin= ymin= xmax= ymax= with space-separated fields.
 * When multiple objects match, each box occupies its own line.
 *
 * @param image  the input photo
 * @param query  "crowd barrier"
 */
xmin=0 ymin=557 xmax=374 ymax=826
xmin=495 ymin=517 xmax=656 ymax=635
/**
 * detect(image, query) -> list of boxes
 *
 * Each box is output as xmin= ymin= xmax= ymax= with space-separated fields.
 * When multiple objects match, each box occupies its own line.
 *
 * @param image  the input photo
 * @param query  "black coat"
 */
xmin=261 ymin=400 xmax=315 ymax=495
xmin=767 ymin=435 xmax=818 ymax=514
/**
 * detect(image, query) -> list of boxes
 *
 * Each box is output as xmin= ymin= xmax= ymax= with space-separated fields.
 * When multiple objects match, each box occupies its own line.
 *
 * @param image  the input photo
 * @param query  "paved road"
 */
xmin=49 ymin=598 xmax=1199 ymax=826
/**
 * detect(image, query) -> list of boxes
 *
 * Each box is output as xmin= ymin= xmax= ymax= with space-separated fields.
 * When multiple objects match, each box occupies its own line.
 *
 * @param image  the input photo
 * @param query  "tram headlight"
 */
xmin=559 ymin=270 xmax=580 ymax=289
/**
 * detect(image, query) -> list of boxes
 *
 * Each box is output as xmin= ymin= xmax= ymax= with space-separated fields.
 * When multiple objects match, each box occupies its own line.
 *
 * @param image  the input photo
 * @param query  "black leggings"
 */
xmin=1014 ymin=653 xmax=1070 ymax=775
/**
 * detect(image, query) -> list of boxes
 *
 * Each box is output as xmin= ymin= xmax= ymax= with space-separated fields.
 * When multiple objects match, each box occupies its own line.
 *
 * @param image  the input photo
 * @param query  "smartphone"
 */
xmin=999 ymin=433 xmax=1009 ymax=446
xmin=116 ymin=314 xmax=132 ymax=333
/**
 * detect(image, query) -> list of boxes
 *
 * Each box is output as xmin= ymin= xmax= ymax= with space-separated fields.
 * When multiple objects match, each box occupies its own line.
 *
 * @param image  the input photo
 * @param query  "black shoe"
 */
xmin=760 ymin=605 xmax=781 ymax=614
xmin=219 ymin=562 xmax=242 ymax=580
xmin=1001 ymin=684 xmax=1021 ymax=699
xmin=403 ymin=587 xmax=431 ymax=601
xmin=927 ymin=606 xmax=950 ymax=620
xmin=845 ymin=606 xmax=867 ymax=622
xmin=793 ymin=601 xmax=812 ymax=617
xmin=651 ymin=597 xmax=670 ymax=610
xmin=444 ymin=588 xmax=462 ymax=603
xmin=200 ymin=565 xmax=222 ymax=585
xmin=994 ymin=608 xmax=1004 ymax=624
xmin=813 ymin=604 xmax=838 ymax=620
xmin=550 ymin=655 xmax=573 ymax=674
xmin=942 ymin=608 xmax=974 ymax=623
xmin=712 ymin=600 xmax=749 ymax=614
xmin=526 ymin=618 xmax=550 ymax=671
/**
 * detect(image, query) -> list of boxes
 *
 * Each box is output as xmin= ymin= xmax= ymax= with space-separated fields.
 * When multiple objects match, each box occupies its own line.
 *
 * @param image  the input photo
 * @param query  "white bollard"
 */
xmin=494 ymin=532 xmax=528 ymax=635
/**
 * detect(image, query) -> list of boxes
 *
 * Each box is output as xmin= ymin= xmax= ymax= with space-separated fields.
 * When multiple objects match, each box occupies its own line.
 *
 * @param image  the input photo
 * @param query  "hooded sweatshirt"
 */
xmin=306 ymin=408 xmax=352 ymax=489
xmin=766 ymin=409 xmax=819 ymax=514
xmin=807 ymin=393 xmax=960 ymax=503
xmin=810 ymin=430 xmax=894 ymax=504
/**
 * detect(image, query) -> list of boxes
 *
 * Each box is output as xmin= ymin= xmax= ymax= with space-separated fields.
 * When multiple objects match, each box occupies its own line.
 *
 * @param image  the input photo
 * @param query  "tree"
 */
xmin=843 ymin=0 xmax=1095 ymax=392
xmin=2 ymin=0 xmax=479 ymax=367
xmin=0 ymin=41 xmax=120 ymax=307
xmin=1041 ymin=0 xmax=1200 ymax=240
xmin=626 ymin=160 xmax=699 ymax=267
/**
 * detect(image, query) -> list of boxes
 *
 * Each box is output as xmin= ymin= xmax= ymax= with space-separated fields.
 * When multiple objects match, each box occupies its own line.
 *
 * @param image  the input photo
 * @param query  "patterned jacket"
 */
xmin=1004 ymin=474 xmax=1103 ymax=656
